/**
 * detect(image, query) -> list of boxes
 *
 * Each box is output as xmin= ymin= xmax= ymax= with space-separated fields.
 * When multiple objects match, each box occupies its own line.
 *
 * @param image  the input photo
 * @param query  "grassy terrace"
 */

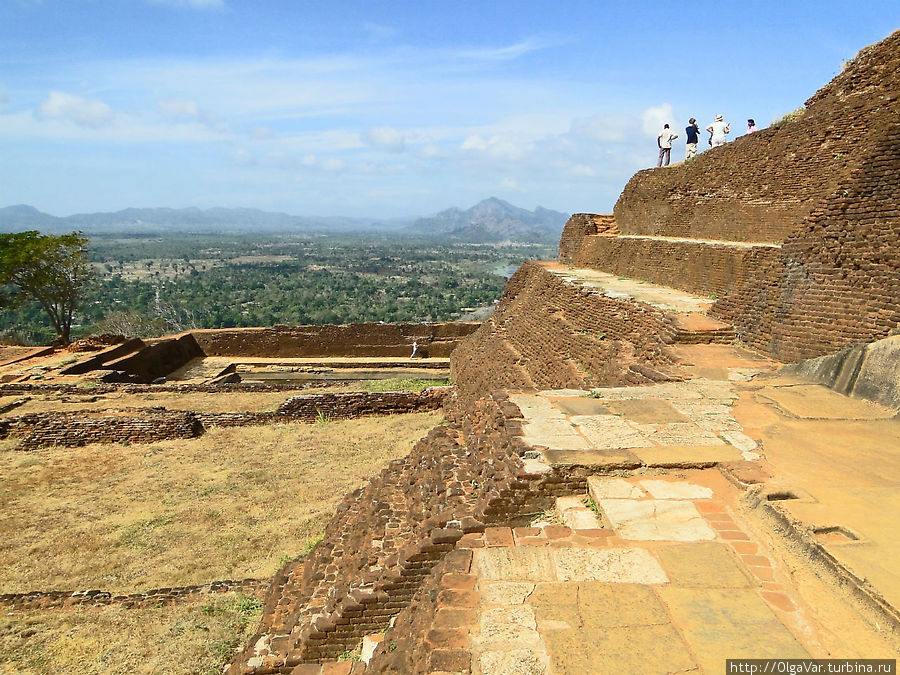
xmin=0 ymin=378 xmax=452 ymax=417
xmin=0 ymin=411 xmax=441 ymax=593
xmin=0 ymin=594 xmax=262 ymax=675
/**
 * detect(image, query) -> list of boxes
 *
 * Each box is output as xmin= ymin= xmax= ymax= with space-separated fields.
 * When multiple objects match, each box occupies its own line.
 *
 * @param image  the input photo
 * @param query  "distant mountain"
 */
xmin=0 ymin=205 xmax=411 ymax=235
xmin=0 ymin=205 xmax=63 ymax=230
xmin=0 ymin=199 xmax=568 ymax=240
xmin=409 ymin=198 xmax=568 ymax=242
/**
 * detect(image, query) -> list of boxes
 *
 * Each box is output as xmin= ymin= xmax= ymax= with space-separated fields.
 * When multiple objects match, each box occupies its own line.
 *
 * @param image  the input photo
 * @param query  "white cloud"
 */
xmin=158 ymin=98 xmax=200 ymax=120
xmin=570 ymin=113 xmax=631 ymax=143
xmin=363 ymin=126 xmax=405 ymax=152
xmin=640 ymin=103 xmax=674 ymax=138
xmin=457 ymin=37 xmax=559 ymax=61
xmin=320 ymin=157 xmax=345 ymax=171
xmin=461 ymin=134 xmax=529 ymax=161
xmin=37 ymin=91 xmax=113 ymax=128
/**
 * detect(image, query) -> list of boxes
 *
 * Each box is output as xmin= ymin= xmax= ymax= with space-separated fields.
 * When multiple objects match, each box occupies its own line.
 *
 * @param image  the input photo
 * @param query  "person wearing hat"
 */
xmin=706 ymin=114 xmax=730 ymax=147
xmin=747 ymin=118 xmax=758 ymax=133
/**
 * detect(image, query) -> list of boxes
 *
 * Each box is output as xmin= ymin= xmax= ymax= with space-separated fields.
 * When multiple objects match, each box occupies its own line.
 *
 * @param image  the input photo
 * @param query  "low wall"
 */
xmin=2 ymin=408 xmax=204 ymax=450
xmin=557 ymin=213 xmax=616 ymax=264
xmin=227 ymin=394 xmax=550 ymax=673
xmin=189 ymin=323 xmax=479 ymax=359
xmin=569 ymin=235 xmax=779 ymax=299
xmin=1 ymin=390 xmax=451 ymax=449
xmin=106 ymin=333 xmax=204 ymax=382
xmin=198 ymin=389 xmax=450 ymax=428
xmin=0 ymin=578 xmax=267 ymax=612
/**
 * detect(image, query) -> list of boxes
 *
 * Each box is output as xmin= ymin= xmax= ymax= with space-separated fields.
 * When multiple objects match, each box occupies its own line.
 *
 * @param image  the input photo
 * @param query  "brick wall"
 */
xmin=613 ymin=30 xmax=900 ymax=243
xmin=227 ymin=394 xmax=550 ymax=673
xmin=450 ymin=261 xmax=681 ymax=401
xmin=712 ymin=125 xmax=900 ymax=360
xmin=198 ymin=389 xmax=450 ymax=428
xmin=557 ymin=213 xmax=616 ymax=264
xmin=2 ymin=408 xmax=204 ymax=450
xmin=570 ymin=235 xmax=780 ymax=299
xmin=108 ymin=333 xmax=204 ymax=382
xmin=190 ymin=323 xmax=479 ymax=359
xmin=0 ymin=578 xmax=267 ymax=612
xmin=1 ymin=390 xmax=451 ymax=448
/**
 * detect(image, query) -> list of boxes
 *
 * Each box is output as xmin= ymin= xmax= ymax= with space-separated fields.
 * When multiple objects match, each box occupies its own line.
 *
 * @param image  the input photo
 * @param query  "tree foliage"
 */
xmin=0 ymin=230 xmax=95 ymax=344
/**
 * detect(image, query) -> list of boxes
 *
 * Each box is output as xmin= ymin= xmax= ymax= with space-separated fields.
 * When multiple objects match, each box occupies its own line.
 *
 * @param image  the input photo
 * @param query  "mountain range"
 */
xmin=0 ymin=198 xmax=568 ymax=243
xmin=408 ymin=197 xmax=567 ymax=243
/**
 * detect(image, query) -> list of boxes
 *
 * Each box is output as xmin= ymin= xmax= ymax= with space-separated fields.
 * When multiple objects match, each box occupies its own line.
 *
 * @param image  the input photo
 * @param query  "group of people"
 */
xmin=656 ymin=116 xmax=758 ymax=167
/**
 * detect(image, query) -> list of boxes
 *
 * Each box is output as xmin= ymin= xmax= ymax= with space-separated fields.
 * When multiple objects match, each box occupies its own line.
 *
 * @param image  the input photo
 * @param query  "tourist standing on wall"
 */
xmin=685 ymin=118 xmax=700 ymax=160
xmin=657 ymin=124 xmax=678 ymax=167
xmin=706 ymin=114 xmax=730 ymax=147
xmin=746 ymin=118 xmax=758 ymax=133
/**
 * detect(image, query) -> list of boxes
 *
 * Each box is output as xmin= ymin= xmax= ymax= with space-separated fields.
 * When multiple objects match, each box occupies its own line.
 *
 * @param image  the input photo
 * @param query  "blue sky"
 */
xmin=1 ymin=1 xmax=898 ymax=218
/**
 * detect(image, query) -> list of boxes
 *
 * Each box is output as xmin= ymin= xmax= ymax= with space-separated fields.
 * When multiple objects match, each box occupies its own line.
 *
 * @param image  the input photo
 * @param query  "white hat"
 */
xmin=715 ymin=114 xmax=724 ymax=121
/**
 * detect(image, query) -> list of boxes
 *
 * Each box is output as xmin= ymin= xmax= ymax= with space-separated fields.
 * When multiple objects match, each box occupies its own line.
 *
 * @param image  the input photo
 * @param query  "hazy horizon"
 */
xmin=2 ymin=1 xmax=898 ymax=218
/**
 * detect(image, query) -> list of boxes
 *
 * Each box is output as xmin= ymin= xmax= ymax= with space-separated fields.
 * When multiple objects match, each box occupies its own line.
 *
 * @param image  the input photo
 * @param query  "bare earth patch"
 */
xmin=0 ymin=593 xmax=261 ymax=675
xmin=0 ymin=411 xmax=441 ymax=593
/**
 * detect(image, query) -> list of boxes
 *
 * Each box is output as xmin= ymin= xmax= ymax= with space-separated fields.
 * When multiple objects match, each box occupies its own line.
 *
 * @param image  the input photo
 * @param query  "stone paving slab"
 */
xmin=654 ymin=542 xmax=754 ymax=588
xmin=607 ymin=398 xmax=689 ymax=423
xmin=569 ymin=414 xmax=653 ymax=449
xmin=633 ymin=444 xmax=742 ymax=466
xmin=658 ymin=587 xmax=809 ymax=671
xmin=639 ymin=479 xmax=713 ymax=500
xmin=586 ymin=476 xmax=645 ymax=499
xmin=545 ymin=396 xmax=612 ymax=416
xmin=541 ymin=448 xmax=641 ymax=468
xmin=550 ymin=547 xmax=669 ymax=583
xmin=598 ymin=499 xmax=717 ymax=542
xmin=474 ymin=548 xmax=557 ymax=583
xmin=510 ymin=379 xmax=760 ymax=470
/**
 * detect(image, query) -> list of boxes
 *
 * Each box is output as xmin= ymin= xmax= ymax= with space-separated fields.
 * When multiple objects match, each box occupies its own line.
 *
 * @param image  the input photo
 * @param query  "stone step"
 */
xmin=672 ymin=314 xmax=735 ymax=344
xmin=555 ymin=495 xmax=603 ymax=530
xmin=541 ymin=263 xmax=735 ymax=345
xmin=561 ymin=232 xmax=781 ymax=299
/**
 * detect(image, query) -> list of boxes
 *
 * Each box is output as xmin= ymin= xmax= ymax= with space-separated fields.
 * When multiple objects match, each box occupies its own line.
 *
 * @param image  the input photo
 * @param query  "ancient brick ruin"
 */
xmin=1 ymin=30 xmax=897 ymax=675
xmin=217 ymin=30 xmax=899 ymax=675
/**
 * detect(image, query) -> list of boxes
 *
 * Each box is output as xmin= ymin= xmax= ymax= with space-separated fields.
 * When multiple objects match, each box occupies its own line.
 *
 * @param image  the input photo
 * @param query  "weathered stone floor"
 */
xmin=457 ymin=469 xmax=815 ymax=674
xmin=475 ymin=342 xmax=900 ymax=673
xmin=510 ymin=375 xmax=764 ymax=471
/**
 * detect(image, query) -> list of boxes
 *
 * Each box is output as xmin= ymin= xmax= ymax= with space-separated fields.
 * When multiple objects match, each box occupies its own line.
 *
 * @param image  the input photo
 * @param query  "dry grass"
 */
xmin=0 ymin=411 xmax=440 ymax=593
xmin=5 ymin=379 xmax=449 ymax=416
xmin=0 ymin=593 xmax=261 ymax=675
xmin=5 ymin=390 xmax=308 ymax=415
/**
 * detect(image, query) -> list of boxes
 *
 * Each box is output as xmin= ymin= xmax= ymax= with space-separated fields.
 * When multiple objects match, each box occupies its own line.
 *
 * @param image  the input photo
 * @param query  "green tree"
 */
xmin=0 ymin=231 xmax=95 ymax=344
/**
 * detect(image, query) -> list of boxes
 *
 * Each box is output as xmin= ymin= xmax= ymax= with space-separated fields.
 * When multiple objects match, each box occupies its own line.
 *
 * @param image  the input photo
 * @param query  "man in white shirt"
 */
xmin=657 ymin=124 xmax=678 ymax=166
xmin=706 ymin=114 xmax=730 ymax=147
